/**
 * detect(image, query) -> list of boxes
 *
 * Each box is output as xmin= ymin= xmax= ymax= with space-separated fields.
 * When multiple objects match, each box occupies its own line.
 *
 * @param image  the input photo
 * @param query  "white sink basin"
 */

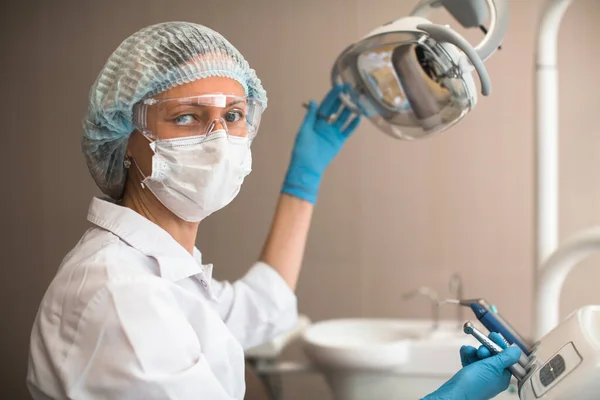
xmin=302 ymin=319 xmax=427 ymax=371
xmin=301 ymin=318 xmax=519 ymax=400
xmin=302 ymin=318 xmax=469 ymax=372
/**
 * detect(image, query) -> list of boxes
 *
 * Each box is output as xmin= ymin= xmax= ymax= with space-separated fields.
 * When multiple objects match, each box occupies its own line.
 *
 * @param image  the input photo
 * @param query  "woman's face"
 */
xmin=126 ymin=76 xmax=246 ymax=182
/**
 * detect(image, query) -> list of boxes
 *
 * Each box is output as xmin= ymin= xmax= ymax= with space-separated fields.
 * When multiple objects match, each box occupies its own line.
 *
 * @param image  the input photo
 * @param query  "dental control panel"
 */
xmin=525 ymin=342 xmax=582 ymax=397
xmin=455 ymin=301 xmax=600 ymax=399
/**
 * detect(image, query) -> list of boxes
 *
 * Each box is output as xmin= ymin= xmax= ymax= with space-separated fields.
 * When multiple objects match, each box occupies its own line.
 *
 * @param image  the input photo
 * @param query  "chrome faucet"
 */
xmin=448 ymin=273 xmax=464 ymax=330
xmin=401 ymin=286 xmax=440 ymax=331
xmin=402 ymin=274 xmax=467 ymax=332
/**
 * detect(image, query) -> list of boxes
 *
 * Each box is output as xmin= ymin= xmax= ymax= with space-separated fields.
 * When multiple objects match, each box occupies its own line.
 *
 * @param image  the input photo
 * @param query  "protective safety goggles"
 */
xmin=133 ymin=93 xmax=263 ymax=142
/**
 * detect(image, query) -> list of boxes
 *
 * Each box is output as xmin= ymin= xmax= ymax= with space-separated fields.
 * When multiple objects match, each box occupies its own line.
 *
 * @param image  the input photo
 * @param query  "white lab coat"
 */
xmin=27 ymin=197 xmax=298 ymax=400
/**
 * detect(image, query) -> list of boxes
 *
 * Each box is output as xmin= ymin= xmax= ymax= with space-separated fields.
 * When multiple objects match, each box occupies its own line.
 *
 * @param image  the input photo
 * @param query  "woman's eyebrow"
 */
xmin=163 ymin=103 xmax=200 ymax=113
xmin=227 ymin=99 xmax=245 ymax=107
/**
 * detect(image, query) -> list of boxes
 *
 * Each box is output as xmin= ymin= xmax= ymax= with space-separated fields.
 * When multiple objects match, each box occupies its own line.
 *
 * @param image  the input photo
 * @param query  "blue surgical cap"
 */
xmin=82 ymin=21 xmax=268 ymax=199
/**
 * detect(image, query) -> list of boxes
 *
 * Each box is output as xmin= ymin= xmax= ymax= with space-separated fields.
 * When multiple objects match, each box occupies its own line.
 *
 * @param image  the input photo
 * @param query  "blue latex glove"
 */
xmin=281 ymin=84 xmax=361 ymax=204
xmin=422 ymin=332 xmax=522 ymax=400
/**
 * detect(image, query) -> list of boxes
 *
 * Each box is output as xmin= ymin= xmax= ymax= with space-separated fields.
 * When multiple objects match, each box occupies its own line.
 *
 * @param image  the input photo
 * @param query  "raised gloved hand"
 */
xmin=281 ymin=84 xmax=361 ymax=204
xmin=422 ymin=332 xmax=522 ymax=400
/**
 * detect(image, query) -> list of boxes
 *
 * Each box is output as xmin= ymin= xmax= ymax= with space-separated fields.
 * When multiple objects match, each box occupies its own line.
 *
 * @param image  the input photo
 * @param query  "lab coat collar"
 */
xmin=87 ymin=197 xmax=214 ymax=290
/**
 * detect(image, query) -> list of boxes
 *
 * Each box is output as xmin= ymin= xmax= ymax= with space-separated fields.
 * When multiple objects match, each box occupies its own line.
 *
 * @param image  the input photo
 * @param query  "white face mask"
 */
xmin=136 ymin=130 xmax=252 ymax=222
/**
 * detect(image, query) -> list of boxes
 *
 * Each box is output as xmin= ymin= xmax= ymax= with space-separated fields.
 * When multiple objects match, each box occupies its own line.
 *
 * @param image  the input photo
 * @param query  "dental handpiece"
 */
xmin=454 ymin=299 xmax=532 ymax=356
xmin=491 ymin=330 xmax=532 ymax=369
xmin=463 ymin=321 xmax=528 ymax=380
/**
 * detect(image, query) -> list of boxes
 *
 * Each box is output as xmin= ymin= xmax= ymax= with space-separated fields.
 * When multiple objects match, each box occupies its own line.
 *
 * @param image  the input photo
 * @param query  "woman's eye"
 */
xmin=174 ymin=114 xmax=196 ymax=126
xmin=224 ymin=110 xmax=244 ymax=124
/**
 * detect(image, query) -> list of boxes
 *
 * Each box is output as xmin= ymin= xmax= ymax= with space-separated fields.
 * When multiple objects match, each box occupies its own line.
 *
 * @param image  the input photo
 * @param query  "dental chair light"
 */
xmin=330 ymin=0 xmax=509 ymax=140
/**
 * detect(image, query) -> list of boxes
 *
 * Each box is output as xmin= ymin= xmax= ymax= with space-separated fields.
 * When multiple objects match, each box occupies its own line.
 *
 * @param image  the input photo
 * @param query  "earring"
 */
xmin=124 ymin=158 xmax=132 ymax=169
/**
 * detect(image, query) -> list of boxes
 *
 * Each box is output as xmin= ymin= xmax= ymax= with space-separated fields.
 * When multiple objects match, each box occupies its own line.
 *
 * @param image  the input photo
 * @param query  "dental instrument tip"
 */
xmin=439 ymin=298 xmax=460 ymax=305
xmin=463 ymin=321 xmax=474 ymax=334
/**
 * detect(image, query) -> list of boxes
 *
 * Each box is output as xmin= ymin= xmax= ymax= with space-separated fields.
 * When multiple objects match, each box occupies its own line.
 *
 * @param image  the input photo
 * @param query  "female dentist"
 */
xmin=27 ymin=22 xmax=521 ymax=400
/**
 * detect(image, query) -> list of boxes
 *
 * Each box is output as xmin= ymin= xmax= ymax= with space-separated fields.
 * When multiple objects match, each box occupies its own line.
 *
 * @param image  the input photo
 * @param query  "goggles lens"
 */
xmin=133 ymin=94 xmax=263 ymax=141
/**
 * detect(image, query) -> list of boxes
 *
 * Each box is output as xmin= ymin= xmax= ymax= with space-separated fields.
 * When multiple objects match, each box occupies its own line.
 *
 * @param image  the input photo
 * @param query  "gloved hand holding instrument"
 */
xmin=422 ymin=332 xmax=523 ymax=400
xmin=422 ymin=296 xmax=536 ymax=399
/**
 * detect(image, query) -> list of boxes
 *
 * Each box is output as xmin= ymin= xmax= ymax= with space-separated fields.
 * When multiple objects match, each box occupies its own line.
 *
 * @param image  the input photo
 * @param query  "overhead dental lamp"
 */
xmin=331 ymin=0 xmax=509 ymax=140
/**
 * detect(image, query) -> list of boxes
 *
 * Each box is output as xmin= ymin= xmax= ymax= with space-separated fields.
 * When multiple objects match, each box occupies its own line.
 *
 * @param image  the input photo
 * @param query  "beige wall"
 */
xmin=2 ymin=0 xmax=600 ymax=398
